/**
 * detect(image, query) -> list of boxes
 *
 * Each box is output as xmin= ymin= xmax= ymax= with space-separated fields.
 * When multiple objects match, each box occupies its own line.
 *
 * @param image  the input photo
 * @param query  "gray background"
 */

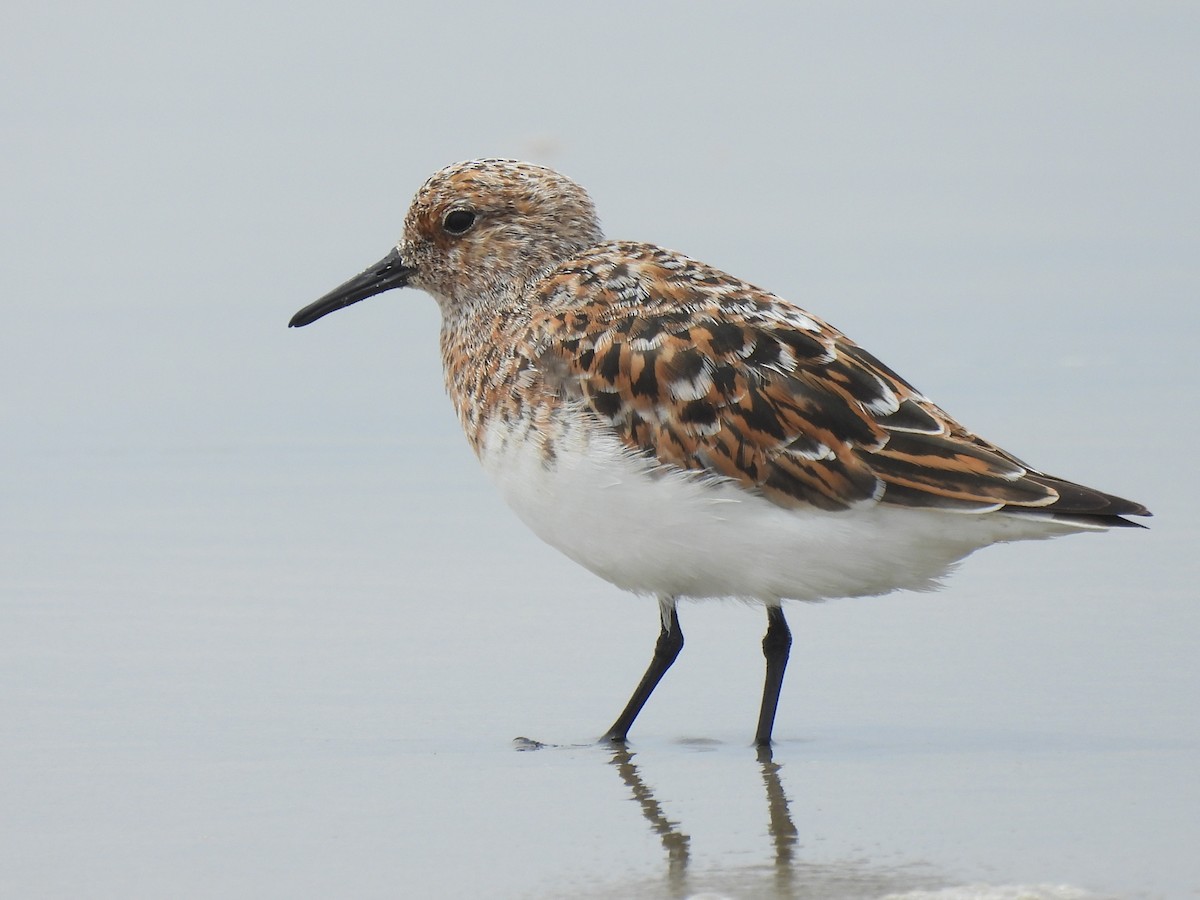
xmin=3 ymin=2 xmax=1197 ymax=898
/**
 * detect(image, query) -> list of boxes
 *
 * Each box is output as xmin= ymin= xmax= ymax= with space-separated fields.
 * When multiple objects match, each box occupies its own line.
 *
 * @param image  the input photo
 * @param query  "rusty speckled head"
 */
xmin=289 ymin=159 xmax=603 ymax=328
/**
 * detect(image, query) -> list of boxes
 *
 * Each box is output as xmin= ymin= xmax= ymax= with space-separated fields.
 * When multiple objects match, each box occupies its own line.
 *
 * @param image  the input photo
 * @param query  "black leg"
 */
xmin=603 ymin=600 xmax=683 ymax=743
xmin=755 ymin=605 xmax=792 ymax=746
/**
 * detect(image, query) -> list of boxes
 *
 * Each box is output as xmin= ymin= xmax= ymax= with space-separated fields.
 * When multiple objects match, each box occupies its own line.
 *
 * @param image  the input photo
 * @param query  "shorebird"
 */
xmin=289 ymin=159 xmax=1149 ymax=746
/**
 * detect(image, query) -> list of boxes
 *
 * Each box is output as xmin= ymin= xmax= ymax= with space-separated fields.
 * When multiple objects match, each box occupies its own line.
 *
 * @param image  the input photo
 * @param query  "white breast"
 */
xmin=476 ymin=415 xmax=1084 ymax=603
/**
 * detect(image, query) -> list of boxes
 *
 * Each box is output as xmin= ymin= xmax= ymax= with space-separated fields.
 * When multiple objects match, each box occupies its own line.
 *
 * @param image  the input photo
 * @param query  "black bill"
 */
xmin=289 ymin=247 xmax=414 ymax=328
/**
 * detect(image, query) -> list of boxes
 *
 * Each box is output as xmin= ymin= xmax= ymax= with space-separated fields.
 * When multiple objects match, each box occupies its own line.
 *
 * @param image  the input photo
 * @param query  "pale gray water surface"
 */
xmin=3 ymin=3 xmax=1198 ymax=898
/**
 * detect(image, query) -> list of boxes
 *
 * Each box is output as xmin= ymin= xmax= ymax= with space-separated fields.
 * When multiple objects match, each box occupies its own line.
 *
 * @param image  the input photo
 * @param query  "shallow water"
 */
xmin=4 ymin=396 xmax=1196 ymax=898
xmin=4 ymin=2 xmax=1199 ymax=897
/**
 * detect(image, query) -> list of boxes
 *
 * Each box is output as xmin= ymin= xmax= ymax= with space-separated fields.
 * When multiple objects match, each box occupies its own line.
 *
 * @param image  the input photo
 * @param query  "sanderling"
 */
xmin=290 ymin=158 xmax=1149 ymax=746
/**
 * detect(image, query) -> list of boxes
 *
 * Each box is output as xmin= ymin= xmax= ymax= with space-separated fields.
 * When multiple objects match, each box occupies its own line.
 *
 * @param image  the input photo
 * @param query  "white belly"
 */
xmin=476 ymin=417 xmax=1083 ymax=603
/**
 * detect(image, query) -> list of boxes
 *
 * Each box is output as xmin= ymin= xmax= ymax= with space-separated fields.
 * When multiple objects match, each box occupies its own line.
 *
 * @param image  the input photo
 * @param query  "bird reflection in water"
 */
xmin=608 ymin=745 xmax=691 ymax=885
xmin=516 ymin=736 xmax=938 ymax=898
xmin=607 ymin=744 xmax=800 ymax=898
xmin=756 ymin=746 xmax=800 ymax=896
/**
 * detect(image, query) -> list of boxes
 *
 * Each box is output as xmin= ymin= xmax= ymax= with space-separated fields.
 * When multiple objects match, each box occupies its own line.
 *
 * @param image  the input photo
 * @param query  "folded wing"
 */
xmin=530 ymin=243 xmax=1149 ymax=524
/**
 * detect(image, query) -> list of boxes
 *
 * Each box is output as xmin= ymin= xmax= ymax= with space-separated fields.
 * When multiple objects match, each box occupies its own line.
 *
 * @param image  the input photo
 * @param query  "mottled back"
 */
xmin=528 ymin=241 xmax=1142 ymax=520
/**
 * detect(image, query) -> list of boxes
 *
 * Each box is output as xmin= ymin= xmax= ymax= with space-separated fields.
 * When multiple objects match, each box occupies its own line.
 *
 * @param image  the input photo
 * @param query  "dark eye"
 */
xmin=442 ymin=209 xmax=477 ymax=235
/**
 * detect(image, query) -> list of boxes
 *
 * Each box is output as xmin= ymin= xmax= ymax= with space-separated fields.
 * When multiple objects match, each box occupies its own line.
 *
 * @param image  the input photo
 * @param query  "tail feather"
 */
xmin=1010 ymin=473 xmax=1150 ymax=528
